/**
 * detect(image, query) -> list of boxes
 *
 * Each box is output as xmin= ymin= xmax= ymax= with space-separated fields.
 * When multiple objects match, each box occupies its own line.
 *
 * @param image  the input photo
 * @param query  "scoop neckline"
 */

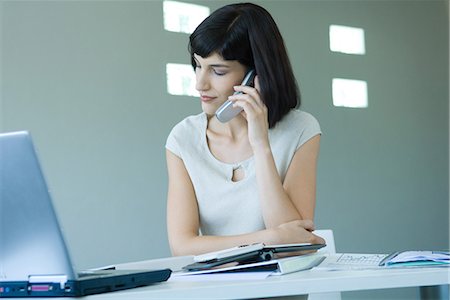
xmin=200 ymin=113 xmax=254 ymax=168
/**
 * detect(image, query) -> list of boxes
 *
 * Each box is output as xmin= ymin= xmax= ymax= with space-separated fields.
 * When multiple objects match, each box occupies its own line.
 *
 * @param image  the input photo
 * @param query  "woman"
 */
xmin=166 ymin=2 xmax=324 ymax=256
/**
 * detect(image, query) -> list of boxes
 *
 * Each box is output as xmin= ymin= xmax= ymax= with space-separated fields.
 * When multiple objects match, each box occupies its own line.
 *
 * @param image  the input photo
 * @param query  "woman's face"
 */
xmin=193 ymin=53 xmax=247 ymax=116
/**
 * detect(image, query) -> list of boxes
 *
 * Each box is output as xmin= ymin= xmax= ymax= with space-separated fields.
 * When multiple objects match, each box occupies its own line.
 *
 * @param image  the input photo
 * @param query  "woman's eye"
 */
xmin=213 ymin=70 xmax=226 ymax=76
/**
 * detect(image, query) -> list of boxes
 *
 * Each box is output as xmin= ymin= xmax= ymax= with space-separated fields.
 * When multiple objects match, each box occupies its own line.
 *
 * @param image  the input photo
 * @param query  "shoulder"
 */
xmin=275 ymin=109 xmax=321 ymax=132
xmin=170 ymin=112 xmax=206 ymax=135
xmin=166 ymin=112 xmax=206 ymax=156
xmin=174 ymin=112 xmax=206 ymax=128
xmin=270 ymin=109 xmax=321 ymax=150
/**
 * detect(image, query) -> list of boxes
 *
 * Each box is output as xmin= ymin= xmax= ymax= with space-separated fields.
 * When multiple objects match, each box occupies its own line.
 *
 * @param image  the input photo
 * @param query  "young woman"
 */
xmin=166 ymin=3 xmax=324 ymax=256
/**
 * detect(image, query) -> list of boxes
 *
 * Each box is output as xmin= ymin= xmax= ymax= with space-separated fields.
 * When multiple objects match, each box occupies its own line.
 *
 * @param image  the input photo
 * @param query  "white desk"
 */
xmin=82 ymin=255 xmax=449 ymax=300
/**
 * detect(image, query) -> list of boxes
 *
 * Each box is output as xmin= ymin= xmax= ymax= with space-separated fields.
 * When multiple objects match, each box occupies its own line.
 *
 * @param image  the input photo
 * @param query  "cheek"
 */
xmin=213 ymin=74 xmax=243 ymax=98
xmin=217 ymin=81 xmax=236 ymax=98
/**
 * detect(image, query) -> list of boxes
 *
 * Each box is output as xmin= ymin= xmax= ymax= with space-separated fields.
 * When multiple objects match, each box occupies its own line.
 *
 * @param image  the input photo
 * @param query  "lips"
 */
xmin=200 ymin=95 xmax=216 ymax=102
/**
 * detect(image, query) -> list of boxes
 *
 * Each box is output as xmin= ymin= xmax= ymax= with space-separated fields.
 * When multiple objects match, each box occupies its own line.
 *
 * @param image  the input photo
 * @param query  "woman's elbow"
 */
xmin=170 ymin=243 xmax=187 ymax=256
xmin=168 ymin=234 xmax=197 ymax=256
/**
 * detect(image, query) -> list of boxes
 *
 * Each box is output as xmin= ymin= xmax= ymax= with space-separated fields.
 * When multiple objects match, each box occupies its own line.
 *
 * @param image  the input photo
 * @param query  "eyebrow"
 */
xmin=193 ymin=57 xmax=231 ymax=68
xmin=210 ymin=64 xmax=231 ymax=68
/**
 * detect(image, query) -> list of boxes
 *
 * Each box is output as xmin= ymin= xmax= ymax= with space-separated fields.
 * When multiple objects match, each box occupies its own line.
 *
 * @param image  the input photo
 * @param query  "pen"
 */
xmin=378 ymin=252 xmax=399 ymax=266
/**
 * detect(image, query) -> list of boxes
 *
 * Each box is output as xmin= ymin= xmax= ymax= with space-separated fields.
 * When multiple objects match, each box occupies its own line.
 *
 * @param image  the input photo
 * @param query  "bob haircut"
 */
xmin=189 ymin=3 xmax=300 ymax=128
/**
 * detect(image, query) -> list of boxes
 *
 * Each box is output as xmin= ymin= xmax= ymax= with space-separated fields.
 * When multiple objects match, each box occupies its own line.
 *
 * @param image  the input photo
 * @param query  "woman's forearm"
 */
xmin=253 ymin=145 xmax=302 ymax=228
xmin=170 ymin=228 xmax=278 ymax=256
xmin=170 ymin=219 xmax=322 ymax=257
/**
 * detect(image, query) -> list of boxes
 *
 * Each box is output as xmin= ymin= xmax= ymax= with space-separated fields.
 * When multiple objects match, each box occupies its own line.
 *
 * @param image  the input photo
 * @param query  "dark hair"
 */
xmin=189 ymin=3 xmax=300 ymax=128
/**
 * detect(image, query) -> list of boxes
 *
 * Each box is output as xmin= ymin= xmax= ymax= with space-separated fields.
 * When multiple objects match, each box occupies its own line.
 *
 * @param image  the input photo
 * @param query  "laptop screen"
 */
xmin=0 ymin=131 xmax=172 ymax=297
xmin=0 ymin=131 xmax=76 ymax=281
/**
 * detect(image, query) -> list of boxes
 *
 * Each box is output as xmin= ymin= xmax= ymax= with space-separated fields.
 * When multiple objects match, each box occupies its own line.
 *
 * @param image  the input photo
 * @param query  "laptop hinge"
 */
xmin=28 ymin=275 xmax=68 ymax=289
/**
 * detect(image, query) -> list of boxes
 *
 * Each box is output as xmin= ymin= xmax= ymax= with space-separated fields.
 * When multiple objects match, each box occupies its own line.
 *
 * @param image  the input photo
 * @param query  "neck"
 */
xmin=207 ymin=114 xmax=247 ymax=141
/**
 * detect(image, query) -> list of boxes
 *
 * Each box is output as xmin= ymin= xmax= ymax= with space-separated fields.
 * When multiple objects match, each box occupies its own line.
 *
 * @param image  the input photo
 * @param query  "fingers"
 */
xmin=293 ymin=220 xmax=323 ymax=244
xmin=230 ymin=75 xmax=264 ymax=109
xmin=294 ymin=219 xmax=315 ymax=231
xmin=229 ymin=93 xmax=260 ymax=111
xmin=313 ymin=235 xmax=326 ymax=245
xmin=228 ymin=90 xmax=266 ymax=122
xmin=273 ymin=219 xmax=327 ymax=245
xmin=227 ymin=75 xmax=267 ymax=125
xmin=231 ymin=85 xmax=263 ymax=108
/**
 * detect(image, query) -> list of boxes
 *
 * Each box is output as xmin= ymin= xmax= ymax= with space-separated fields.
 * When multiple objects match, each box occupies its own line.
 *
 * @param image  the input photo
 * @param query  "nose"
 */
xmin=195 ymin=70 xmax=210 ymax=92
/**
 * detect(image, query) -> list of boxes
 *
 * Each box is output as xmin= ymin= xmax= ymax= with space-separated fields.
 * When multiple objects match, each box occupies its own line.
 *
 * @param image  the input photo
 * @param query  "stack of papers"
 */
xmin=314 ymin=251 xmax=450 ymax=271
xmin=183 ymin=243 xmax=325 ymax=271
xmin=380 ymin=251 xmax=450 ymax=267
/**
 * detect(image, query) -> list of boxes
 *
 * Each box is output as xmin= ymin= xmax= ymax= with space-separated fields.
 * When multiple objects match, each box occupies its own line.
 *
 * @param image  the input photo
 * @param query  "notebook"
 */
xmin=176 ymin=252 xmax=326 ymax=276
xmin=0 ymin=131 xmax=171 ymax=297
xmin=183 ymin=243 xmax=326 ymax=271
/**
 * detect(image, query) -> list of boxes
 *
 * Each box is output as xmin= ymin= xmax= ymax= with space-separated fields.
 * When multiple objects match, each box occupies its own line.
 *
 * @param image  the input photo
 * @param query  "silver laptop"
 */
xmin=0 ymin=131 xmax=171 ymax=297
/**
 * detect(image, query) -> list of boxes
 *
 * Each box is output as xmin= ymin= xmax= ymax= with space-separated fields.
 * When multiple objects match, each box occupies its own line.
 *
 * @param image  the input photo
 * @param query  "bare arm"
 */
xmin=283 ymin=135 xmax=320 ymax=220
xmin=255 ymin=135 xmax=320 ymax=228
xmin=231 ymin=79 xmax=321 ymax=229
xmin=166 ymin=149 xmax=323 ymax=256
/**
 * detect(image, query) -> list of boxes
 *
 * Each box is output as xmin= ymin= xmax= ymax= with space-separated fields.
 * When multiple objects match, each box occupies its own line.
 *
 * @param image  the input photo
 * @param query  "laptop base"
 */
xmin=0 ymin=269 xmax=171 ymax=297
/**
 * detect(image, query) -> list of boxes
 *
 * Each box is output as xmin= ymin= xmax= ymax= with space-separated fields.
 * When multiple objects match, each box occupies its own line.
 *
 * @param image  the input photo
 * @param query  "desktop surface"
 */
xmin=12 ymin=255 xmax=450 ymax=300
xmin=92 ymin=267 xmax=450 ymax=299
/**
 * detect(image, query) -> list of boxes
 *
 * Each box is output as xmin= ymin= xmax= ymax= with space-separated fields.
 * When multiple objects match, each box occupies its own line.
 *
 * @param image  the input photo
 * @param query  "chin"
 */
xmin=201 ymin=102 xmax=220 ymax=116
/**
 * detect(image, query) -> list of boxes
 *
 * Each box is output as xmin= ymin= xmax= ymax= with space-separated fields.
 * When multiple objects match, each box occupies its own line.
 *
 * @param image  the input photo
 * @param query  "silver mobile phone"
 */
xmin=215 ymin=69 xmax=256 ymax=123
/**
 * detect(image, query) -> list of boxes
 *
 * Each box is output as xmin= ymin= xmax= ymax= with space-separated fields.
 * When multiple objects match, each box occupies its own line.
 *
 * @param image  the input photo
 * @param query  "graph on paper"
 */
xmin=313 ymin=253 xmax=388 ymax=271
xmin=336 ymin=254 xmax=387 ymax=266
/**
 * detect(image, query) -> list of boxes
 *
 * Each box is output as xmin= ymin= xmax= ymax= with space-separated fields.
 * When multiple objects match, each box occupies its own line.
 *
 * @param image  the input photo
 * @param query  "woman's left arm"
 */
xmin=282 ymin=135 xmax=320 ymax=221
xmin=252 ymin=135 xmax=320 ymax=228
xmin=230 ymin=79 xmax=320 ymax=229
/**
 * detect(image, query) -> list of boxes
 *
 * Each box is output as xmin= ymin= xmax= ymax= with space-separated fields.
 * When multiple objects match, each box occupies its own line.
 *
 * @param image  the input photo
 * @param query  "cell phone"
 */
xmin=215 ymin=69 xmax=256 ymax=123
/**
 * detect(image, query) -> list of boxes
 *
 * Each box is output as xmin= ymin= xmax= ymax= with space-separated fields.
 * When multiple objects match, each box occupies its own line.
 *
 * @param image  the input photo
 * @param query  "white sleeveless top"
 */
xmin=166 ymin=109 xmax=321 ymax=236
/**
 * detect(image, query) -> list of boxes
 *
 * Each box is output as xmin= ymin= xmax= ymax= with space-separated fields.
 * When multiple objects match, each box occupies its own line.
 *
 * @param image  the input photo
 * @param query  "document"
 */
xmin=314 ymin=251 xmax=450 ymax=271
xmin=314 ymin=253 xmax=387 ymax=271
xmin=380 ymin=251 xmax=450 ymax=267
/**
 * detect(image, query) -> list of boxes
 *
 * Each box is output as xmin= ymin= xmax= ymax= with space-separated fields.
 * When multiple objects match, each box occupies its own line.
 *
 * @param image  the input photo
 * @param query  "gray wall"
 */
xmin=1 ymin=0 xmax=448 ymax=298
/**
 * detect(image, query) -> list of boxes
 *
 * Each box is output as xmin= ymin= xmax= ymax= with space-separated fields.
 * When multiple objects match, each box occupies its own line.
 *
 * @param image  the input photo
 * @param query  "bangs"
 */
xmin=189 ymin=13 xmax=254 ymax=68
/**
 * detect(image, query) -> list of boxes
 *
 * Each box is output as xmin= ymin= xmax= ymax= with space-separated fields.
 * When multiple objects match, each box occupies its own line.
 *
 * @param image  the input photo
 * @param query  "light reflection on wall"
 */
xmin=163 ymin=1 xmax=209 ymax=34
xmin=332 ymin=78 xmax=368 ymax=108
xmin=330 ymin=24 xmax=368 ymax=108
xmin=329 ymin=25 xmax=365 ymax=55
xmin=166 ymin=63 xmax=198 ymax=97
xmin=163 ymin=1 xmax=209 ymax=97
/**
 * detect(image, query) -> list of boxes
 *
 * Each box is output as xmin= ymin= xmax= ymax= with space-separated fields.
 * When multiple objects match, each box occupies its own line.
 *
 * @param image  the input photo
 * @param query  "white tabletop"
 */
xmin=84 ymin=255 xmax=449 ymax=300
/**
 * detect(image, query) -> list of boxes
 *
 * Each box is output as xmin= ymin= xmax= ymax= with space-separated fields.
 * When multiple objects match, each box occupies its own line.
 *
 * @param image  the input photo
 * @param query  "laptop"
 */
xmin=0 ymin=131 xmax=171 ymax=297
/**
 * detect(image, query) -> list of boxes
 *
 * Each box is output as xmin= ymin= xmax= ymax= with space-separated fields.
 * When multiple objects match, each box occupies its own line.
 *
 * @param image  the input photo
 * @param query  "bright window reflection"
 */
xmin=166 ymin=63 xmax=198 ymax=97
xmin=163 ymin=1 xmax=210 ymax=34
xmin=332 ymin=78 xmax=368 ymax=108
xmin=329 ymin=25 xmax=365 ymax=55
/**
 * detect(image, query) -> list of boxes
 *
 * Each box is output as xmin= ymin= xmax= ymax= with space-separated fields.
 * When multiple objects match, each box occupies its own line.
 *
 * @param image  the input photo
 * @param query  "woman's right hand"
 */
xmin=270 ymin=220 xmax=325 ymax=245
